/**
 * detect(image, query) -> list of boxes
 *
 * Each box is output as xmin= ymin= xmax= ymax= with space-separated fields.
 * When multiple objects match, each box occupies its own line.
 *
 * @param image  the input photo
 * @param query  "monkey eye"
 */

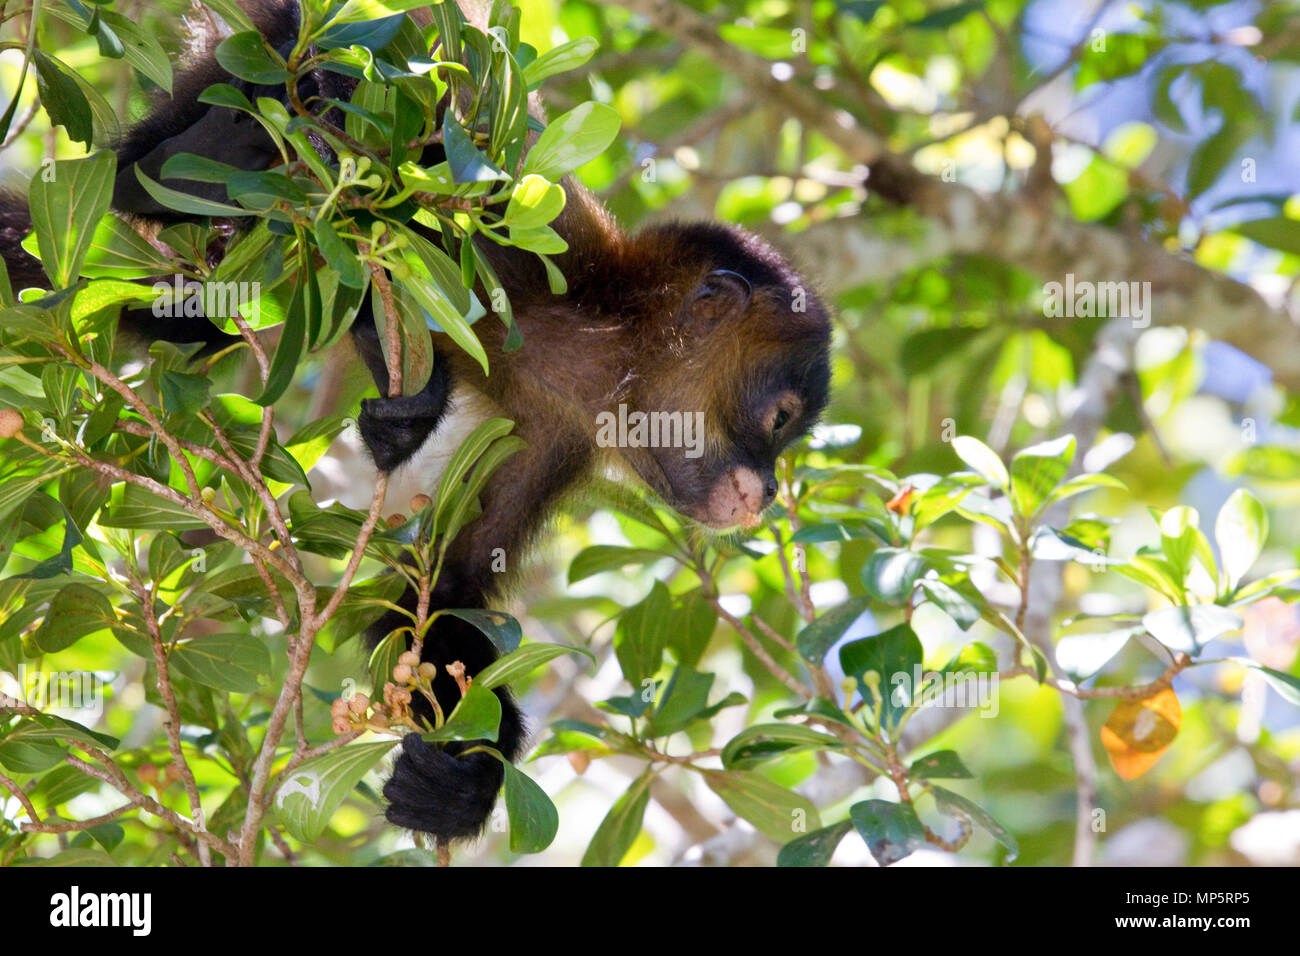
xmin=772 ymin=409 xmax=791 ymax=433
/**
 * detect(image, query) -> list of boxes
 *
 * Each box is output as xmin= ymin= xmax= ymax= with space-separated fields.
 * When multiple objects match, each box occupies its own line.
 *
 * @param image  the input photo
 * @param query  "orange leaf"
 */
xmin=1099 ymin=686 xmax=1182 ymax=780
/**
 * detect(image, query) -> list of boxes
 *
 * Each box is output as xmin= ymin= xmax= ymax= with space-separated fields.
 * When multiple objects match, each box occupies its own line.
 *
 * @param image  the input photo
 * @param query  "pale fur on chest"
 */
xmin=382 ymin=385 xmax=502 ymax=515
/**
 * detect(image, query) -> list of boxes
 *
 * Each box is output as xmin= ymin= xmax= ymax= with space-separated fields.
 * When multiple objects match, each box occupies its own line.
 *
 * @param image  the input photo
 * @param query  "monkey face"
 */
xmin=588 ymin=221 xmax=831 ymax=531
xmin=623 ymin=310 xmax=831 ymax=531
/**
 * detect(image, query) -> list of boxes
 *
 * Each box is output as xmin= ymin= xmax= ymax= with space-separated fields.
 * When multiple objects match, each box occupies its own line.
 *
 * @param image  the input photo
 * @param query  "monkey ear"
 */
xmin=688 ymin=269 xmax=752 ymax=327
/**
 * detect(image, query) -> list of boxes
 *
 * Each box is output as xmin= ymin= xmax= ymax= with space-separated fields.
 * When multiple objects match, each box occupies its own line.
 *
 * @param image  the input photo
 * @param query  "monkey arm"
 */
xmin=371 ymin=424 xmax=593 ymax=839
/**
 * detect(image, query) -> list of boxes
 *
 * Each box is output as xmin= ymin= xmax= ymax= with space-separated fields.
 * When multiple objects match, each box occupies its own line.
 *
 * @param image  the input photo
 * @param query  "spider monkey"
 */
xmin=0 ymin=0 xmax=833 ymax=848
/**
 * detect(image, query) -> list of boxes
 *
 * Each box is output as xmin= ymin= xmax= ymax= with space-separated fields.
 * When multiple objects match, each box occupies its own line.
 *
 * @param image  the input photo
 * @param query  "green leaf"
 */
xmin=78 ymin=213 xmax=174 ymax=279
xmin=0 ymin=715 xmax=118 ymax=775
xmin=931 ymin=785 xmax=1019 ymax=861
xmin=1142 ymin=605 xmax=1242 ymax=656
xmin=256 ymin=267 xmax=308 ymax=405
xmin=199 ymin=0 xmax=256 ymax=32
xmin=1044 ymin=472 xmax=1126 ymax=509
xmin=522 ymin=102 xmax=621 ymax=181
xmin=32 ymin=51 xmax=93 ymax=148
xmin=0 ymin=733 xmax=65 ymax=773
xmin=861 ymin=548 xmax=928 ymax=604
xmin=796 ymin=595 xmax=872 ymax=664
xmin=667 ymin=590 xmax=717 ymax=670
xmin=488 ymin=749 xmax=559 ymax=853
xmin=28 ymin=151 xmax=116 ymax=288
xmin=951 ymin=435 xmax=1008 ymax=489
xmin=439 ymin=608 xmax=522 ymax=654
xmin=1231 ymin=569 xmax=1300 ymax=605
xmin=776 ymin=819 xmax=854 ymax=867
xmin=721 ymin=723 xmax=846 ymax=770
xmin=909 ymin=1 xmax=984 ymax=30
xmin=32 ymin=583 xmax=115 ymax=654
xmin=158 ymin=370 xmax=211 ymax=417
xmin=275 ymin=740 xmax=398 ymax=843
xmin=849 ymin=799 xmax=926 ymax=865
xmin=214 ymin=31 xmax=292 ymax=84
xmin=581 ymin=767 xmax=654 ymax=866
xmin=909 ymin=750 xmax=972 ymax=780
xmin=170 ymin=634 xmax=272 ymax=692
xmin=368 ymin=631 xmax=407 ymax=697
xmin=423 ymin=683 xmax=501 ymax=742
xmin=644 ymin=667 xmax=715 ymax=737
xmin=28 ymin=849 xmax=117 ymax=866
xmin=97 ymin=483 xmax=207 ymax=532
xmin=131 ymin=166 xmax=248 ymax=218
xmin=330 ymin=0 xmax=438 ymax=26
xmin=1233 ymin=217 xmax=1300 ymax=257
xmin=474 ymin=641 xmax=594 ymax=690
xmin=567 ymin=545 xmax=669 ymax=584
xmin=314 ymin=218 xmax=367 ymax=289
xmin=524 ymin=37 xmax=599 ymax=86
xmin=1215 ymin=488 xmax=1267 ymax=591
xmin=1230 ymin=658 xmax=1300 ymax=707
xmin=442 ymin=116 xmax=509 ymax=183
xmin=838 ymin=623 xmax=924 ymax=730
xmin=1186 ymin=121 xmax=1253 ymax=199
xmin=943 ymin=640 xmax=998 ymax=674
xmin=917 ymin=578 xmax=981 ymax=631
xmin=702 ymin=769 xmax=821 ymax=842
xmin=504 ymin=175 xmax=566 ymax=229
xmin=613 ymin=581 xmax=672 ymax=686
xmin=1009 ymin=435 xmax=1075 ymax=518
xmin=1056 ymin=626 xmax=1143 ymax=680
xmin=398 ymin=251 xmax=487 ymax=376
xmin=99 ymin=11 xmax=173 ymax=93
xmin=430 ymin=417 xmax=515 ymax=526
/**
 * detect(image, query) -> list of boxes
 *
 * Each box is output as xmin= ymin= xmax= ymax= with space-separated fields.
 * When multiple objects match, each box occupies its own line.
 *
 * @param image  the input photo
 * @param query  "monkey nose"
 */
xmin=762 ymin=476 xmax=779 ymax=506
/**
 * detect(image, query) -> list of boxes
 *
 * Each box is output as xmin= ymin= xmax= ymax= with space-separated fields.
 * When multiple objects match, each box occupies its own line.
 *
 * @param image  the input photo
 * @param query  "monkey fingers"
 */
xmin=357 ymin=357 xmax=452 ymax=472
xmin=383 ymin=733 xmax=505 ymax=839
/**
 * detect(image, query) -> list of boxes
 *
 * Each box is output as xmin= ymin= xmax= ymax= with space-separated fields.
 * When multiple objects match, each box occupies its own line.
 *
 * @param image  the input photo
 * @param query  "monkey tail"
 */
xmin=369 ymin=589 xmax=527 ymax=842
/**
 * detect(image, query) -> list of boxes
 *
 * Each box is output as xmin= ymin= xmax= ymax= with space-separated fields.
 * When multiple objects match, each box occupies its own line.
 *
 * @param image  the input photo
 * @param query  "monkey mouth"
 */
xmin=691 ymin=467 xmax=768 ymax=531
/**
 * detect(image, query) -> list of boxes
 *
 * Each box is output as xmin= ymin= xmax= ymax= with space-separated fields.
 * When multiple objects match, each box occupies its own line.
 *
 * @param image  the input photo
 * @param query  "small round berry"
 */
xmin=0 ymin=409 xmax=23 ymax=439
xmin=398 ymin=650 xmax=419 ymax=667
xmin=393 ymin=663 xmax=413 ymax=684
xmin=568 ymin=752 xmax=591 ymax=776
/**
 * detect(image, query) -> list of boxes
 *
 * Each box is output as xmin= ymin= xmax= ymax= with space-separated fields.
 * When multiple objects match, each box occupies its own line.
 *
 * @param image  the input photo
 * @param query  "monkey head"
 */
xmin=615 ymin=223 xmax=832 ymax=531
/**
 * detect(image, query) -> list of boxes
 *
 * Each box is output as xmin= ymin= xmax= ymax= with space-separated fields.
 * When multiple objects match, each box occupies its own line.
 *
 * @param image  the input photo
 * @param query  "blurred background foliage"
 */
xmin=2 ymin=0 xmax=1299 ymax=866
